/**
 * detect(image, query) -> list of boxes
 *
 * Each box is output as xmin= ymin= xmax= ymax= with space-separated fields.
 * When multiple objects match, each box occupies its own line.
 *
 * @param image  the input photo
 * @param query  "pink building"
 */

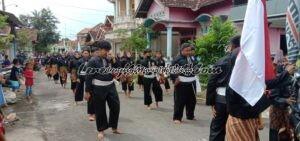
xmin=135 ymin=0 xmax=288 ymax=59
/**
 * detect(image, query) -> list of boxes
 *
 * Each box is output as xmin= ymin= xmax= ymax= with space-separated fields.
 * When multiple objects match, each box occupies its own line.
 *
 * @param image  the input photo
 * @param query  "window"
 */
xmin=233 ymin=0 xmax=270 ymax=6
xmin=280 ymin=35 xmax=287 ymax=56
xmin=233 ymin=0 xmax=248 ymax=6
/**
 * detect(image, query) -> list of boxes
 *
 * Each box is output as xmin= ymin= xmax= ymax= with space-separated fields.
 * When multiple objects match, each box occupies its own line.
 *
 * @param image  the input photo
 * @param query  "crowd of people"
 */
xmin=38 ymin=38 xmax=210 ymax=141
xmin=0 ymin=55 xmax=37 ymax=141
xmin=0 ymin=36 xmax=298 ymax=141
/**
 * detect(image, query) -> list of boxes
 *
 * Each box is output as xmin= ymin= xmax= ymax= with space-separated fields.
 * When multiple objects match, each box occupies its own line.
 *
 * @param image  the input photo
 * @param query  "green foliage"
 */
xmin=16 ymin=29 xmax=31 ymax=49
xmin=194 ymin=16 xmax=236 ymax=84
xmin=0 ymin=15 xmax=8 ymax=28
xmin=19 ymin=8 xmax=60 ymax=53
xmin=0 ymin=15 xmax=14 ymax=49
xmin=121 ymin=25 xmax=149 ymax=52
xmin=0 ymin=34 xmax=13 ymax=49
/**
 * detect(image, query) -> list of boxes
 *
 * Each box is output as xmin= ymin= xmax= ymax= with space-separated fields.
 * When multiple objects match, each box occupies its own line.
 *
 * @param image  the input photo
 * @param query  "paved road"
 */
xmin=5 ymin=71 xmax=269 ymax=141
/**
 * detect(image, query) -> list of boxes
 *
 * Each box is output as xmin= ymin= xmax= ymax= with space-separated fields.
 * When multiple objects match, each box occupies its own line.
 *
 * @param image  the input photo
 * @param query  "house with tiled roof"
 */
xmin=86 ymin=16 xmax=114 ymax=45
xmin=77 ymin=27 xmax=91 ymax=47
xmin=135 ymin=0 xmax=289 ymax=59
xmin=0 ymin=11 xmax=23 ymax=59
xmin=135 ymin=0 xmax=232 ymax=59
xmin=105 ymin=0 xmax=143 ymax=55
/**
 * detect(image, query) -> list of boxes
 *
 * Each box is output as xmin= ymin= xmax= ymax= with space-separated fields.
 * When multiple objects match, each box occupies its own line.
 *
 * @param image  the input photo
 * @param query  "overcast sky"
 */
xmin=6 ymin=0 xmax=114 ymax=40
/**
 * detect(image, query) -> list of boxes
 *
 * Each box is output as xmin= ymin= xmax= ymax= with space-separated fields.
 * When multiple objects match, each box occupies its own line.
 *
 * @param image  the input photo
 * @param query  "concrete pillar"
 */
xmin=166 ymin=26 xmax=172 ymax=60
xmin=126 ymin=0 xmax=130 ymax=16
xmin=146 ymin=33 xmax=150 ymax=49
xmin=115 ymin=0 xmax=119 ymax=18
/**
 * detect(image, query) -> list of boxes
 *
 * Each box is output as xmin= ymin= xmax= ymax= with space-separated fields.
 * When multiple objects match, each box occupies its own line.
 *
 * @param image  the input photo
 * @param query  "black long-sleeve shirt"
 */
xmin=85 ymin=56 xmax=119 ymax=93
xmin=170 ymin=55 xmax=198 ymax=81
xmin=226 ymin=70 xmax=290 ymax=119
xmin=77 ymin=57 xmax=90 ymax=80
xmin=206 ymin=54 xmax=233 ymax=106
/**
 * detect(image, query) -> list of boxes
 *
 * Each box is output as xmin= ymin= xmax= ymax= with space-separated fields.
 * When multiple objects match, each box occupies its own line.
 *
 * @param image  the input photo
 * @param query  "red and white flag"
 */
xmin=229 ymin=0 xmax=275 ymax=106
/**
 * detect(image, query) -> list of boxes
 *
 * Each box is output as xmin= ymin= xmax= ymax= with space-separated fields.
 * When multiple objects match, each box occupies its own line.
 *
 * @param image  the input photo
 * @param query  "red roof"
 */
xmin=160 ymin=0 xmax=225 ymax=11
xmin=87 ymin=21 xmax=113 ymax=43
xmin=77 ymin=28 xmax=91 ymax=35
xmin=136 ymin=0 xmax=225 ymax=18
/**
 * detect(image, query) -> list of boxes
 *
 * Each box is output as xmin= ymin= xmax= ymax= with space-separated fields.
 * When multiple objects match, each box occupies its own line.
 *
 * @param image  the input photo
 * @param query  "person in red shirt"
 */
xmin=23 ymin=62 xmax=34 ymax=103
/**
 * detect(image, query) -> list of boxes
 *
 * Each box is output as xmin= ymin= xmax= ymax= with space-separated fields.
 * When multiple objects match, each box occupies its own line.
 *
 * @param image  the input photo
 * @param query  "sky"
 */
xmin=5 ymin=0 xmax=114 ymax=40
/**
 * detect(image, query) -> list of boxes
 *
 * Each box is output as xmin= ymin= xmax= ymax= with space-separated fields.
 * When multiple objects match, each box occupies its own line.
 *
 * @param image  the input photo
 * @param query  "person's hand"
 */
xmin=212 ymin=106 xmax=217 ymax=118
xmin=174 ymin=78 xmax=180 ymax=86
xmin=1 ymin=79 xmax=5 ymax=84
xmin=286 ymin=97 xmax=296 ymax=105
xmin=84 ymin=92 xmax=91 ymax=101
xmin=286 ymin=64 xmax=296 ymax=74
xmin=76 ymin=79 xmax=80 ymax=82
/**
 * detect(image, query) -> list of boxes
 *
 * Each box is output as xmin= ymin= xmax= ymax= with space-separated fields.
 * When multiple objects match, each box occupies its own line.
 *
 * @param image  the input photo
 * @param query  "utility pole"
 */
xmin=2 ymin=0 xmax=5 ymax=11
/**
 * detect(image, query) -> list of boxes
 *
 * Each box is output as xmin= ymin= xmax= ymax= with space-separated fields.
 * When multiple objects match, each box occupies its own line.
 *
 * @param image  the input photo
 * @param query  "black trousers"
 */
xmin=75 ymin=79 xmax=84 ymax=102
xmin=209 ymin=102 xmax=228 ymax=141
xmin=87 ymin=92 xmax=95 ymax=115
xmin=121 ymin=82 xmax=134 ymax=92
xmin=164 ymin=78 xmax=170 ymax=89
xmin=143 ymin=77 xmax=163 ymax=106
xmin=53 ymin=73 xmax=59 ymax=81
xmin=93 ymin=83 xmax=120 ymax=132
xmin=137 ymin=75 xmax=143 ymax=85
xmin=173 ymin=81 xmax=196 ymax=121
xmin=269 ymin=128 xmax=278 ymax=141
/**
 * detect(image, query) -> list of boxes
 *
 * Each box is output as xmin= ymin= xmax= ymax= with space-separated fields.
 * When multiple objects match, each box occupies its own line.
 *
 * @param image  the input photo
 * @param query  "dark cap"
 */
xmin=180 ymin=43 xmax=192 ymax=51
xmin=92 ymin=40 xmax=112 ymax=50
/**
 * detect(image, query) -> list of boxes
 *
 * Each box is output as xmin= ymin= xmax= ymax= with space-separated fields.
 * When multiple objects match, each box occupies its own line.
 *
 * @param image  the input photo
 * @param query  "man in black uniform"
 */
xmin=58 ymin=54 xmax=68 ymax=88
xmin=85 ymin=47 xmax=99 ymax=121
xmin=206 ymin=36 xmax=241 ymax=141
xmin=120 ymin=52 xmax=134 ymax=97
xmin=172 ymin=43 xmax=197 ymax=124
xmin=85 ymin=40 xmax=121 ymax=140
xmin=154 ymin=51 xmax=170 ymax=94
xmin=75 ymin=48 xmax=90 ymax=105
xmin=69 ymin=52 xmax=81 ymax=95
xmin=141 ymin=49 xmax=163 ymax=109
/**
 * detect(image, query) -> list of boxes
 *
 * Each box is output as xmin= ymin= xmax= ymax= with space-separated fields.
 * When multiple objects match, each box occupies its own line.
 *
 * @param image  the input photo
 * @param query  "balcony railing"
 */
xmin=115 ymin=15 xmax=135 ymax=23
xmin=113 ymin=16 xmax=144 ymax=30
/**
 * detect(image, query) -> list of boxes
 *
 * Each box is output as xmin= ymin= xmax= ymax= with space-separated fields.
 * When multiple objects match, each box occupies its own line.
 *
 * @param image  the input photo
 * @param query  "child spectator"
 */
xmin=23 ymin=62 xmax=34 ymax=103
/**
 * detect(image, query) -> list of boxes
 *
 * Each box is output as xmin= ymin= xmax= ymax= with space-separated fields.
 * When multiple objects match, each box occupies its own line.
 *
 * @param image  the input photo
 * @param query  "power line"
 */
xmin=44 ymin=1 xmax=113 ymax=13
xmin=60 ymin=15 xmax=97 ymax=25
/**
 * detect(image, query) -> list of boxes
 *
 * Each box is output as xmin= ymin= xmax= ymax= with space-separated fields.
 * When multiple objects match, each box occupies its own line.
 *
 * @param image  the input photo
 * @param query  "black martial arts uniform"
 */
xmin=75 ymin=57 xmax=89 ymax=102
xmin=69 ymin=56 xmax=80 ymax=91
xmin=85 ymin=56 xmax=120 ymax=132
xmin=172 ymin=55 xmax=197 ymax=121
xmin=141 ymin=56 xmax=163 ymax=106
xmin=49 ymin=56 xmax=60 ymax=82
xmin=58 ymin=56 xmax=68 ymax=87
xmin=206 ymin=48 xmax=239 ymax=141
xmin=155 ymin=57 xmax=170 ymax=90
xmin=120 ymin=56 xmax=134 ymax=92
xmin=136 ymin=57 xmax=144 ymax=86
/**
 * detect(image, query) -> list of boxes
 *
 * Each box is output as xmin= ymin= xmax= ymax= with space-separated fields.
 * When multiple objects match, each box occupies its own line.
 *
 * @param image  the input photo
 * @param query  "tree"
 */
xmin=19 ymin=8 xmax=60 ymax=53
xmin=122 ymin=25 xmax=149 ymax=52
xmin=0 ymin=15 xmax=14 ymax=49
xmin=194 ymin=16 xmax=236 ymax=84
xmin=16 ymin=29 xmax=31 ymax=49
